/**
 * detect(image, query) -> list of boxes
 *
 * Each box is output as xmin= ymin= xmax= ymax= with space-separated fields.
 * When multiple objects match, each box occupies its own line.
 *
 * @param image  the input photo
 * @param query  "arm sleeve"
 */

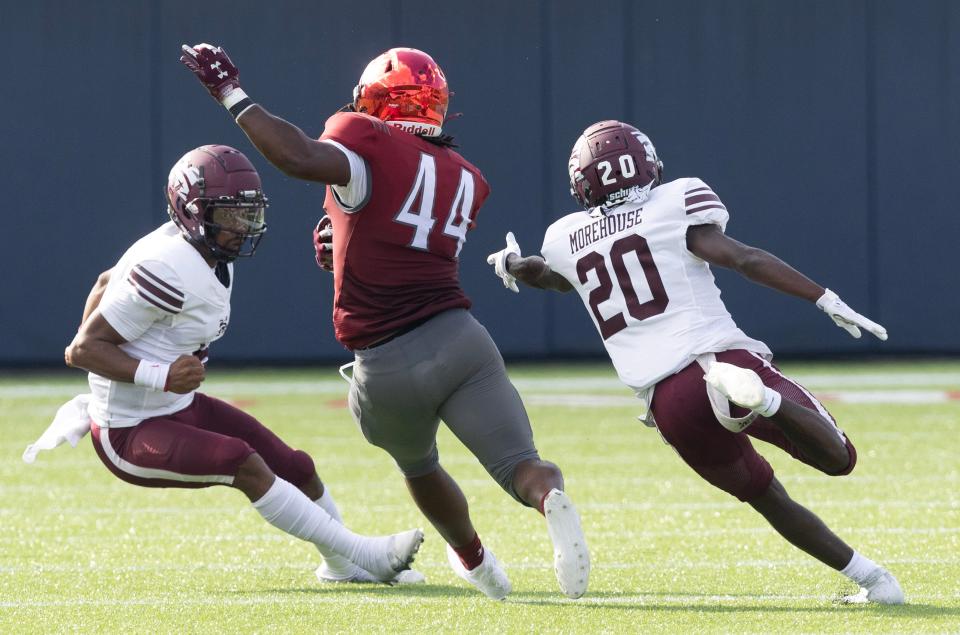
xmin=320 ymin=140 xmax=371 ymax=212
xmin=99 ymin=260 xmax=185 ymax=342
xmin=320 ymin=112 xmax=383 ymax=212
xmin=683 ymin=177 xmax=729 ymax=232
xmin=540 ymin=220 xmax=566 ymax=268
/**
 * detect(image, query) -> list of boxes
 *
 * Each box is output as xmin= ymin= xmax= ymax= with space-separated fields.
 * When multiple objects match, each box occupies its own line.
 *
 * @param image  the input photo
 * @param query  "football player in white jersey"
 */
xmin=60 ymin=145 xmax=423 ymax=585
xmin=486 ymin=120 xmax=904 ymax=604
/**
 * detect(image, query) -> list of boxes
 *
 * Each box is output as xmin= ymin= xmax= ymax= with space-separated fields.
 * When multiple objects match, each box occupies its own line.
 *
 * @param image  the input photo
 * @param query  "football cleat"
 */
xmin=353 ymin=528 xmax=424 ymax=583
xmin=543 ymin=489 xmax=590 ymax=599
xmin=446 ymin=544 xmax=512 ymax=600
xmin=840 ymin=567 xmax=905 ymax=605
xmin=704 ymin=362 xmax=767 ymax=410
xmin=315 ymin=562 xmax=426 ymax=585
xmin=704 ymin=362 xmax=783 ymax=424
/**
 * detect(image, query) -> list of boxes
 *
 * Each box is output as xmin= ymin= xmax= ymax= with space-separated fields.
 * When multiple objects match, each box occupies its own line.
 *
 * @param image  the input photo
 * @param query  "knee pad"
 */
xmin=213 ymin=438 xmax=256 ymax=476
xmin=276 ymin=449 xmax=316 ymax=487
xmin=829 ymin=439 xmax=858 ymax=476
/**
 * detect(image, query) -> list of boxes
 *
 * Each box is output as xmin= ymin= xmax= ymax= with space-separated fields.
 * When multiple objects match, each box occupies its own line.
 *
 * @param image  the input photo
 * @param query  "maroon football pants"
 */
xmin=650 ymin=349 xmax=856 ymax=502
xmin=91 ymin=392 xmax=316 ymax=489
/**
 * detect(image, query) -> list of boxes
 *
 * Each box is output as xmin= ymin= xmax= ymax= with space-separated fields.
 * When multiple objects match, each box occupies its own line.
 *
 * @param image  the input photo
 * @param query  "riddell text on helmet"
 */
xmin=568 ymin=208 xmax=643 ymax=254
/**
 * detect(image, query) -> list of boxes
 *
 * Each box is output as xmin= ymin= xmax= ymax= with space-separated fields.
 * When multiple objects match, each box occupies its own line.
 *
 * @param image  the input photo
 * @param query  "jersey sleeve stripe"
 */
xmin=133 ymin=265 xmax=184 ymax=300
xmin=129 ymin=281 xmax=178 ymax=313
xmin=686 ymin=202 xmax=728 ymax=215
xmin=127 ymin=271 xmax=184 ymax=312
xmin=685 ymin=185 xmax=712 ymax=196
xmin=685 ymin=193 xmax=721 ymax=207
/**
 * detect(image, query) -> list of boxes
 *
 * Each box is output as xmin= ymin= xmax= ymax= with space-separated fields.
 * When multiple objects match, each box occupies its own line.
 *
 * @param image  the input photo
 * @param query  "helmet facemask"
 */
xmin=194 ymin=192 xmax=268 ymax=263
xmin=166 ymin=145 xmax=268 ymax=263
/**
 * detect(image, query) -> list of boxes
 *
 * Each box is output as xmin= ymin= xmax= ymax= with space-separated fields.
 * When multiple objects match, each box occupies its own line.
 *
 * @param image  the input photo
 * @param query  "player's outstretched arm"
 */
xmin=486 ymin=232 xmax=572 ymax=292
xmin=506 ymin=255 xmax=573 ymax=292
xmin=179 ymin=43 xmax=349 ymax=185
xmin=686 ymin=224 xmax=823 ymax=301
xmin=686 ymin=224 xmax=887 ymax=340
xmin=235 ymin=106 xmax=350 ymax=184
xmin=65 ymin=314 xmax=205 ymax=393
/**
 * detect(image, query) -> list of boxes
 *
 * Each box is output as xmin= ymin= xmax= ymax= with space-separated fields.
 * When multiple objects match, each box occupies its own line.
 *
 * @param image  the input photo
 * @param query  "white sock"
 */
xmin=841 ymin=550 xmax=879 ymax=586
xmin=313 ymin=488 xmax=360 ymax=575
xmin=252 ymin=477 xmax=366 ymax=564
xmin=315 ymin=488 xmax=344 ymax=523
xmin=755 ymin=387 xmax=782 ymax=417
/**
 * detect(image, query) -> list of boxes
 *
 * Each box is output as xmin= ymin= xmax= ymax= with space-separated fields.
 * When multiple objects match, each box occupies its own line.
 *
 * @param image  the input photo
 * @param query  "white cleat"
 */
xmin=446 ymin=544 xmax=512 ymax=600
xmin=841 ymin=567 xmax=905 ymax=605
xmin=315 ymin=562 xmax=426 ymax=585
xmin=543 ymin=489 xmax=590 ymax=599
xmin=355 ymin=528 xmax=425 ymax=583
xmin=704 ymin=362 xmax=767 ymax=410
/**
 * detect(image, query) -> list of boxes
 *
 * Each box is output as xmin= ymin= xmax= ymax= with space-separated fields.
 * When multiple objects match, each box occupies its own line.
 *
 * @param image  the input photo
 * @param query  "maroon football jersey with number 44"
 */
xmin=320 ymin=112 xmax=491 ymax=350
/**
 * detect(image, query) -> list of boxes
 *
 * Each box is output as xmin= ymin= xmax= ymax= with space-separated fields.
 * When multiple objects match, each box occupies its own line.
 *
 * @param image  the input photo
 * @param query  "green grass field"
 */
xmin=2 ymin=361 xmax=958 ymax=633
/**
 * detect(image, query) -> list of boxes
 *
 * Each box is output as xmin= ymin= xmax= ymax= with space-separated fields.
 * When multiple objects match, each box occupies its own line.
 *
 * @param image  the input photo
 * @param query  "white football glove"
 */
xmin=486 ymin=232 xmax=522 ymax=293
xmin=816 ymin=289 xmax=888 ymax=341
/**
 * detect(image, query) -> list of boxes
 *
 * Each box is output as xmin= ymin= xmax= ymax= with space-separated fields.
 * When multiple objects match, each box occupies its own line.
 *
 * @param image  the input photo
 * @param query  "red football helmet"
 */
xmin=568 ymin=120 xmax=663 ymax=209
xmin=353 ymin=47 xmax=449 ymax=137
xmin=166 ymin=145 xmax=268 ymax=262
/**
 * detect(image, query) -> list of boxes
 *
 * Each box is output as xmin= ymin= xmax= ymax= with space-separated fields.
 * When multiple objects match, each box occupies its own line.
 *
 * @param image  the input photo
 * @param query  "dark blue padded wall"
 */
xmin=873 ymin=1 xmax=960 ymax=352
xmin=1 ymin=0 xmax=956 ymax=364
xmin=622 ymin=0 xmax=874 ymax=355
xmin=1 ymin=2 xmax=157 ymax=363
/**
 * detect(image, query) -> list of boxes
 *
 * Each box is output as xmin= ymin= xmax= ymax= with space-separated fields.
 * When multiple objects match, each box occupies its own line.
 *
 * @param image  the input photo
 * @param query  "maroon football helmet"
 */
xmin=166 ymin=145 xmax=268 ymax=262
xmin=568 ymin=120 xmax=663 ymax=209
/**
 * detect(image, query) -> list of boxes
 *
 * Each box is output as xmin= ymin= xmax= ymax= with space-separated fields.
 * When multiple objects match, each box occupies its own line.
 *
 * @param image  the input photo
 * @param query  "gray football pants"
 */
xmin=348 ymin=309 xmax=540 ymax=504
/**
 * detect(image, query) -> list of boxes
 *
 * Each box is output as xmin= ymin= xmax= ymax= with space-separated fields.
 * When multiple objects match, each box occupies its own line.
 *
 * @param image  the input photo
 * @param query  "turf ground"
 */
xmin=1 ymin=360 xmax=958 ymax=633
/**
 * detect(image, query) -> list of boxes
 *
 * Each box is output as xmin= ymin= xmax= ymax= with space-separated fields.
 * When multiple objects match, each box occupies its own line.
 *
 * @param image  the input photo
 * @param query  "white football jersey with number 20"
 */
xmin=540 ymin=177 xmax=771 ymax=395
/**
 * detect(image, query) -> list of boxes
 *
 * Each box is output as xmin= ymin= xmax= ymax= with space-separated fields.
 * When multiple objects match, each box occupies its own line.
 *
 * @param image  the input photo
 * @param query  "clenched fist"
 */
xmin=166 ymin=354 xmax=206 ymax=394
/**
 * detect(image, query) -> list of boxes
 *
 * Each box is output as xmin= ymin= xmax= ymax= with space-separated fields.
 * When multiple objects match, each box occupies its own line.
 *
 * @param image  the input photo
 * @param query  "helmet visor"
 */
xmin=209 ymin=205 xmax=266 ymax=236
xmin=206 ymin=203 xmax=267 ymax=260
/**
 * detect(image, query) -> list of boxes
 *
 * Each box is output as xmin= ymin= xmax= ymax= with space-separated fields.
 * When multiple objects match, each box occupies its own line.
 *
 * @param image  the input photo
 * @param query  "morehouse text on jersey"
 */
xmin=568 ymin=208 xmax=644 ymax=254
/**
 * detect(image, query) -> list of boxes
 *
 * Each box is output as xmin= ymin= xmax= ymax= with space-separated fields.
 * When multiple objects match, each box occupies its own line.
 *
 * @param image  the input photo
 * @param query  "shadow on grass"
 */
xmin=245 ymin=583 xmax=469 ymax=598
xmin=507 ymin=590 xmax=957 ymax=616
xmin=230 ymin=585 xmax=956 ymax=617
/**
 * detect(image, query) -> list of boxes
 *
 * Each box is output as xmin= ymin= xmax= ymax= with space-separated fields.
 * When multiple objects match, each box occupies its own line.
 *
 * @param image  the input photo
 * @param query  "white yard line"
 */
xmin=4 ymin=374 xmax=958 ymax=408
xmin=2 ymin=371 xmax=959 ymax=400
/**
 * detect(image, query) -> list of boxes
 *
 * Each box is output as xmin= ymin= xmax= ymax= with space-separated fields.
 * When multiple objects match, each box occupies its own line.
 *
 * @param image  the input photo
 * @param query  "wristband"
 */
xmin=221 ymin=88 xmax=255 ymax=121
xmin=134 ymin=360 xmax=170 ymax=392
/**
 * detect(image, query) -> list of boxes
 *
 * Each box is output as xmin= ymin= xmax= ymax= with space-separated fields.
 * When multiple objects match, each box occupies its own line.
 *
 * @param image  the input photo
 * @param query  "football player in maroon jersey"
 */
xmin=182 ymin=44 xmax=589 ymax=599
